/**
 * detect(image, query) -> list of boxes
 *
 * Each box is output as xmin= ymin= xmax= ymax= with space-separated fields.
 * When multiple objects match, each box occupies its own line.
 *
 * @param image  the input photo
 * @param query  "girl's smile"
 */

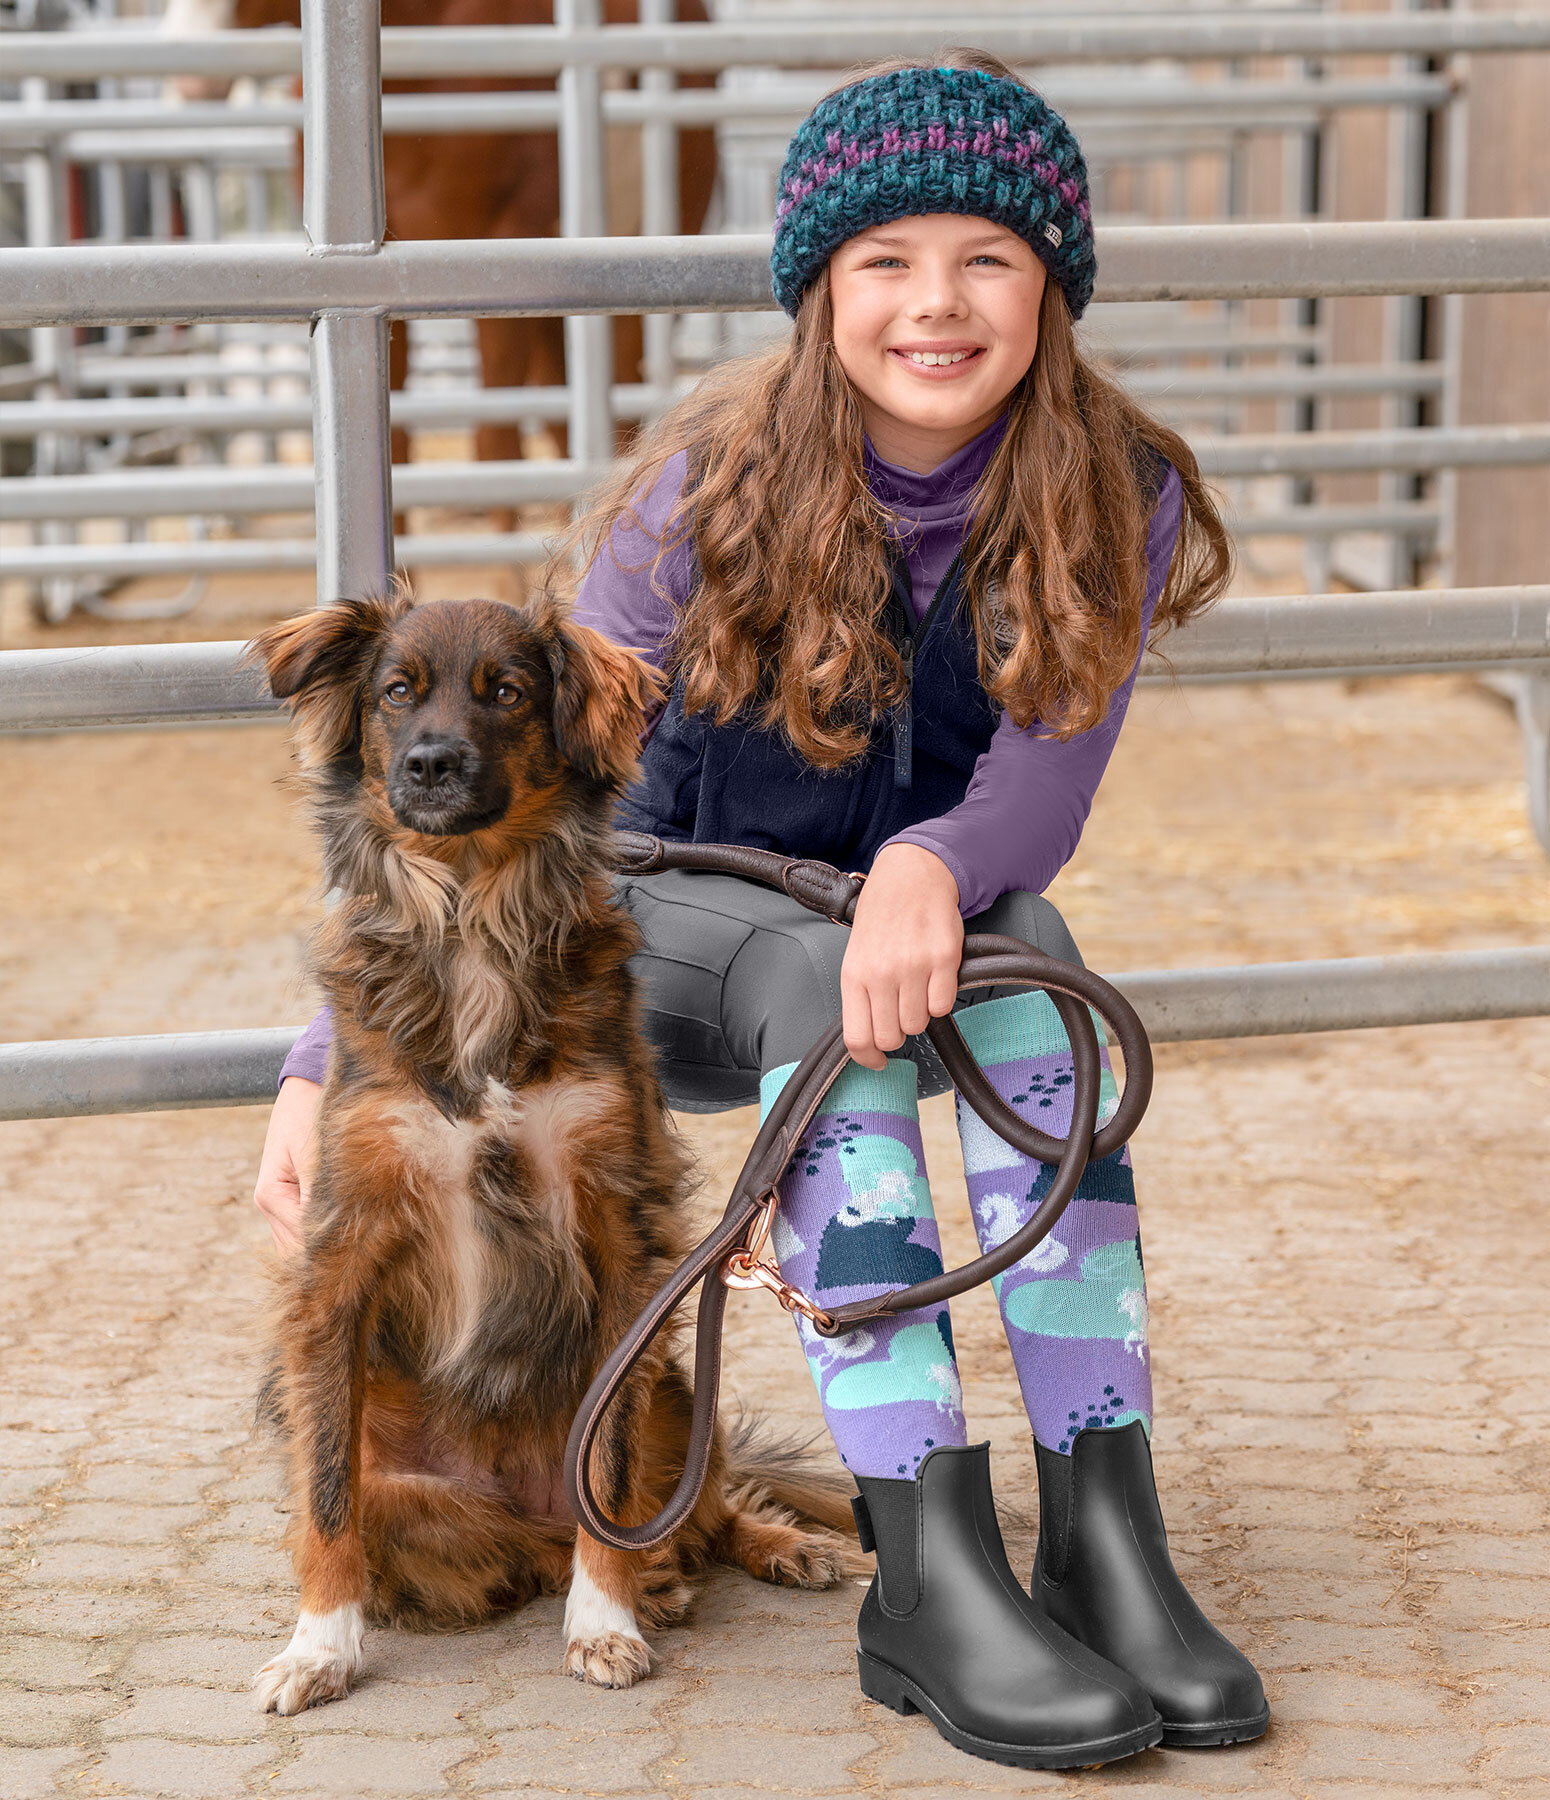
xmin=887 ymin=342 xmax=988 ymax=376
xmin=828 ymin=214 xmax=1046 ymax=472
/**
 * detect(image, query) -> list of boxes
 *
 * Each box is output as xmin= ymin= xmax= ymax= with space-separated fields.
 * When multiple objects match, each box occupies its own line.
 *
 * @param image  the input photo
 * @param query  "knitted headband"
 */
xmin=769 ymin=65 xmax=1096 ymax=322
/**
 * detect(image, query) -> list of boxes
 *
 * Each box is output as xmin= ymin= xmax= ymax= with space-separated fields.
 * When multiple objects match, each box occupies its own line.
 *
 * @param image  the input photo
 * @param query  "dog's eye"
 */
xmin=383 ymin=681 xmax=411 ymax=706
xmin=494 ymin=683 xmax=523 ymax=707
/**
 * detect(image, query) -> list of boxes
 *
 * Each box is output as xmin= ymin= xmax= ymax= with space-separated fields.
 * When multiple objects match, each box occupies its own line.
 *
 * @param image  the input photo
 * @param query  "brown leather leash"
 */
xmin=563 ymin=831 xmax=1153 ymax=1552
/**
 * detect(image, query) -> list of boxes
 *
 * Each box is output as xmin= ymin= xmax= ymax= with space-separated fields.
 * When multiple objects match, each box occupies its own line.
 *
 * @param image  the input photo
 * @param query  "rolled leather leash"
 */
xmin=564 ymin=833 xmax=1154 ymax=1551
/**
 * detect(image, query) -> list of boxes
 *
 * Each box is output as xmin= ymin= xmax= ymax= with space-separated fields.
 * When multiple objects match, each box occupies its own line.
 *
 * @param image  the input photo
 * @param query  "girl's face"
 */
xmin=827 ymin=213 xmax=1047 ymax=474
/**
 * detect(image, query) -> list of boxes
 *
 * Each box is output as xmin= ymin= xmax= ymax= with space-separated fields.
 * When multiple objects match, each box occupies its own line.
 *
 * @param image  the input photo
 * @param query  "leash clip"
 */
xmin=720 ymin=1191 xmax=834 ymax=1332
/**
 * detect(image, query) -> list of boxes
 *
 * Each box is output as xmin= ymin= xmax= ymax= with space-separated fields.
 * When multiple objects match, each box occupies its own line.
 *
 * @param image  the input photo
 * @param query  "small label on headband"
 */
xmin=1043 ymin=221 xmax=1063 ymax=248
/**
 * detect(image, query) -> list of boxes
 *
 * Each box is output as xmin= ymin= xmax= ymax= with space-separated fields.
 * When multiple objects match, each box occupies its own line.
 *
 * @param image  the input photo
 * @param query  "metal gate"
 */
xmin=3 ymin=2 xmax=1550 ymax=1119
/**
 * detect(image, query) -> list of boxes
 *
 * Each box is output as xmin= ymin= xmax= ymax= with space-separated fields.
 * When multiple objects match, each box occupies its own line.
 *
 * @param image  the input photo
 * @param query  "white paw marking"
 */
xmin=253 ymin=1605 xmax=365 ymax=1715
xmin=564 ymin=1557 xmax=652 ymax=1688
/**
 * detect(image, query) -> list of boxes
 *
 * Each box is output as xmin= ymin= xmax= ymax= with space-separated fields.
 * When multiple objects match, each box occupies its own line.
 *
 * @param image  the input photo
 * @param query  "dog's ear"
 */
xmin=246 ymin=594 xmax=408 ymax=765
xmin=545 ymin=613 xmax=665 ymax=790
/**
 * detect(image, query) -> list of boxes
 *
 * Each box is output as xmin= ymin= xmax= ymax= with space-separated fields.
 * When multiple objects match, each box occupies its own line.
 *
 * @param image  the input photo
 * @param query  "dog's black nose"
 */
xmin=403 ymin=737 xmax=467 ymax=787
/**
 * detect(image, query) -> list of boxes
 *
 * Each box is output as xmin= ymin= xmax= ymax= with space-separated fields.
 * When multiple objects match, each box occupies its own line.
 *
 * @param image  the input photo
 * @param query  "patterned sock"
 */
xmin=759 ymin=1056 xmax=968 ymax=1479
xmin=952 ymin=991 xmax=1153 ymax=1456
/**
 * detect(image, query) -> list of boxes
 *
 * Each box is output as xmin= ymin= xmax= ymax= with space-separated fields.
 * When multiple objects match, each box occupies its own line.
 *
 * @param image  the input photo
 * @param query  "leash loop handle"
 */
xmin=566 ymin=837 xmax=1154 ymax=1550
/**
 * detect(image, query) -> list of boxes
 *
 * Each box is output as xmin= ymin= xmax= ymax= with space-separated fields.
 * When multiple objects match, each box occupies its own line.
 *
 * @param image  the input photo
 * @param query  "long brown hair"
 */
xmin=564 ymin=50 xmax=1231 ymax=767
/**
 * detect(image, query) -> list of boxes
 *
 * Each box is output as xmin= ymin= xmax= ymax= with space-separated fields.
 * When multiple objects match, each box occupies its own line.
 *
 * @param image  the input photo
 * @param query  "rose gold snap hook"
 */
xmin=720 ymin=1193 xmax=833 ymax=1331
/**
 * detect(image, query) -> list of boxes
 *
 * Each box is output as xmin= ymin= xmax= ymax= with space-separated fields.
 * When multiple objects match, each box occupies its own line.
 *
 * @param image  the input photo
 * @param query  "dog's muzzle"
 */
xmin=388 ymin=734 xmax=498 ymax=833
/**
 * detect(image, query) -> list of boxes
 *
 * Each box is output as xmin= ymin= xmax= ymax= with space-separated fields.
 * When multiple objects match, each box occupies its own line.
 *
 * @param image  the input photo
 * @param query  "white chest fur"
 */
xmin=385 ymin=1075 xmax=621 ymax=1374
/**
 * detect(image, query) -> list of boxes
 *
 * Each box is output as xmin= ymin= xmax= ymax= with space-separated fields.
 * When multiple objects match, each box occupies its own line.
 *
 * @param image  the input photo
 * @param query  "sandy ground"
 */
xmin=1 ymin=562 xmax=1548 ymax=1798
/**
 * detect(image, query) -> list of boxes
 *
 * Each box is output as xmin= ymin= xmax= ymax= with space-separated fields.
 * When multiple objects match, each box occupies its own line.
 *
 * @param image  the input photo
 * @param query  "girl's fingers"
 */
xmin=925 ymin=956 xmax=961 ymax=1022
xmin=867 ymin=982 xmax=905 ymax=1060
xmin=841 ymin=967 xmax=887 ymax=1070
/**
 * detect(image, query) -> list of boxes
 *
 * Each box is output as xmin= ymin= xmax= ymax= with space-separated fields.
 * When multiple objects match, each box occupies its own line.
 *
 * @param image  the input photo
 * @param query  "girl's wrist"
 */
xmin=871 ymin=841 xmax=961 ymax=906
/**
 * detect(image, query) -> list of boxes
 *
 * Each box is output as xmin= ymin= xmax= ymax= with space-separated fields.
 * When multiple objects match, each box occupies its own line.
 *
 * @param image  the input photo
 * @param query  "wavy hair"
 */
xmin=561 ymin=50 xmax=1231 ymax=766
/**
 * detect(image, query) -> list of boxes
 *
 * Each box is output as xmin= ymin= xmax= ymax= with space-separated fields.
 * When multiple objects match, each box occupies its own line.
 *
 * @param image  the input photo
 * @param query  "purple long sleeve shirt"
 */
xmin=279 ymin=422 xmax=1182 ymax=1087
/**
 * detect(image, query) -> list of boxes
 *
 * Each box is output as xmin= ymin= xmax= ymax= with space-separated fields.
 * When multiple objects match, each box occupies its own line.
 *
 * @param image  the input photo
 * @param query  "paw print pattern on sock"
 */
xmin=1057 ymin=1384 xmax=1133 ymax=1454
xmin=1006 ymin=1063 xmax=1076 ymax=1112
xmin=796 ymin=1113 xmax=866 ymax=1177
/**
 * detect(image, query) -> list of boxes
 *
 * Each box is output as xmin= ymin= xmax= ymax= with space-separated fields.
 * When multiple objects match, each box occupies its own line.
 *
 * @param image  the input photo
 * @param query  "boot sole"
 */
xmin=1161 ymin=1706 xmax=1271 ymax=1749
xmin=857 ymin=1650 xmax=1165 ymax=1771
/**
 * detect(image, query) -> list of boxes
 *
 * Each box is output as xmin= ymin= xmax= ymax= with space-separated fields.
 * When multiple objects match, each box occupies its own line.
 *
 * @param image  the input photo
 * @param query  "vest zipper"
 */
xmin=888 ymin=552 xmax=963 ymax=792
xmin=893 ymin=635 xmax=914 ymax=789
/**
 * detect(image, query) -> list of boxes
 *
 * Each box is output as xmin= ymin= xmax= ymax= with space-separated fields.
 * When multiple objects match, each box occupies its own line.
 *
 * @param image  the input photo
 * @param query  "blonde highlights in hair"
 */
xmin=563 ymin=52 xmax=1231 ymax=768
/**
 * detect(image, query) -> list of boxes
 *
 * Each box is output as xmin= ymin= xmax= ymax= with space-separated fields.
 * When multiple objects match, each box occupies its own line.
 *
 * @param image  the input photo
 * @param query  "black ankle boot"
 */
xmin=852 ymin=1443 xmax=1162 ymax=1770
xmin=1032 ymin=1422 xmax=1269 ymax=1747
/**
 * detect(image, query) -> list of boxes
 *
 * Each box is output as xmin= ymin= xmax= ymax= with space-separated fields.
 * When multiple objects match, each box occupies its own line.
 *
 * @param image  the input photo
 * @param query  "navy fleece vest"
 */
xmin=616 ymin=553 xmax=998 ymax=870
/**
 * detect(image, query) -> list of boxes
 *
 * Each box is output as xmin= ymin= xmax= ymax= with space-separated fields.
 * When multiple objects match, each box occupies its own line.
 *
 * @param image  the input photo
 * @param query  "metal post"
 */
xmin=639 ymin=0 xmax=680 ymax=409
xmin=301 ymin=0 xmax=393 ymax=606
xmin=1377 ymin=0 xmax=1432 ymax=592
xmin=21 ymin=74 xmax=79 ymax=625
xmin=558 ymin=0 xmax=614 ymax=464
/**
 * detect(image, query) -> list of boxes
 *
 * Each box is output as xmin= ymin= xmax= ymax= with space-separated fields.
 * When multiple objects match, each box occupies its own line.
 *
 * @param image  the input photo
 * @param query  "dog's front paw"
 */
xmin=564 ymin=1629 xmax=654 ymax=1689
xmin=763 ymin=1531 xmax=854 ymax=1589
xmin=563 ymin=1563 xmax=653 ymax=1688
xmin=254 ymin=1606 xmax=365 ymax=1715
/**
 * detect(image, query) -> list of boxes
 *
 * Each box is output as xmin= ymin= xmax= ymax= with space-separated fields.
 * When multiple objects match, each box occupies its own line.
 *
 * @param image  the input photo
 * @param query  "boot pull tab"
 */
xmin=851 ymin=1493 xmax=877 ymax=1555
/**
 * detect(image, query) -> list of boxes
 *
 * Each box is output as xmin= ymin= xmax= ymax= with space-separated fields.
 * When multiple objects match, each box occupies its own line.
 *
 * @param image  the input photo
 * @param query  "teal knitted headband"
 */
xmin=769 ymin=65 xmax=1096 ymax=321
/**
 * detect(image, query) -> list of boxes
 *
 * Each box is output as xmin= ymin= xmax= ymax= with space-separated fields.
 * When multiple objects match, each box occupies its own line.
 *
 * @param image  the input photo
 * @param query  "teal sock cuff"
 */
xmin=953 ymin=989 xmax=1112 ymax=1065
xmin=758 ymin=1054 xmax=920 ymax=1124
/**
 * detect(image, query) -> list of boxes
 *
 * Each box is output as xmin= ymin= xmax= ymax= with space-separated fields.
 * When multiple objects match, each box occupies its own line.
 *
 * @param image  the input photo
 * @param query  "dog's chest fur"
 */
xmin=375 ymin=1068 xmax=626 ymax=1422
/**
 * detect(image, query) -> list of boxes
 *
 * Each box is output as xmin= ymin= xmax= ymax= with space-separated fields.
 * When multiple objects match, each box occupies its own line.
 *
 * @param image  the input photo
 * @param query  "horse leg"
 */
xmin=389 ymin=318 xmax=411 ymax=541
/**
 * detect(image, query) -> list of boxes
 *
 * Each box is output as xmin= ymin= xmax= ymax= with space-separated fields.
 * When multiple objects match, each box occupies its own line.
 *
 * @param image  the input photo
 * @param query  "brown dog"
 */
xmin=246 ymin=593 xmax=850 ymax=1715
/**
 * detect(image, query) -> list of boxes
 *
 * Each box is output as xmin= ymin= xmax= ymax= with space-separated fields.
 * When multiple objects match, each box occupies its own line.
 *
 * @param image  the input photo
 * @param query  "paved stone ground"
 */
xmin=3 ymin=577 xmax=1548 ymax=1797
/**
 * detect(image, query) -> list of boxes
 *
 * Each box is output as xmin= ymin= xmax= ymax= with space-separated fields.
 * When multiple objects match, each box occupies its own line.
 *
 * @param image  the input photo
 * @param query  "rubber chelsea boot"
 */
xmin=1031 ymin=1422 xmax=1270 ymax=1747
xmin=851 ymin=1442 xmax=1162 ymax=1770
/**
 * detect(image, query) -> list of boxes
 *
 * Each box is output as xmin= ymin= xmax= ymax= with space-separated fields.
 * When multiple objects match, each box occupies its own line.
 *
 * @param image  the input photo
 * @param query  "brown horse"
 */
xmin=169 ymin=0 xmax=717 ymax=470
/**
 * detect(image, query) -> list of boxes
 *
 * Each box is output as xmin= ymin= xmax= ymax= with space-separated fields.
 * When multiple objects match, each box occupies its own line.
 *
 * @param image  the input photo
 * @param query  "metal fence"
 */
xmin=2 ymin=1 xmax=1550 ymax=1120
xmin=7 ymin=2 xmax=1550 ymax=603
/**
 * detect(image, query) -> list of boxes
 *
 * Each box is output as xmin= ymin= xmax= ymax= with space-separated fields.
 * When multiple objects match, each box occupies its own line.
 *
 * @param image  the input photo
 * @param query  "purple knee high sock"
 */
xmin=953 ymin=992 xmax=1154 ymax=1457
xmin=758 ymin=1056 xmax=969 ymax=1479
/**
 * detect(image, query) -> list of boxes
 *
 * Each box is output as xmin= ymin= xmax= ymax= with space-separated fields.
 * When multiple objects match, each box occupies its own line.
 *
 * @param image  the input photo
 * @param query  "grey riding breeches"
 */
xmin=613 ymin=868 xmax=1086 ymax=1114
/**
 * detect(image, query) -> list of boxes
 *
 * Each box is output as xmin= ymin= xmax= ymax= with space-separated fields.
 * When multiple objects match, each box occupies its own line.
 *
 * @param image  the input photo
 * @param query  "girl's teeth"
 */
xmin=907 ymin=350 xmax=969 ymax=365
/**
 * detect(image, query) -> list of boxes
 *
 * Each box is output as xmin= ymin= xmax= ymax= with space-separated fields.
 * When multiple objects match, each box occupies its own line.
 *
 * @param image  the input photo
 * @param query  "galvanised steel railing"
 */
xmin=2 ymin=2 xmax=1549 ymax=1119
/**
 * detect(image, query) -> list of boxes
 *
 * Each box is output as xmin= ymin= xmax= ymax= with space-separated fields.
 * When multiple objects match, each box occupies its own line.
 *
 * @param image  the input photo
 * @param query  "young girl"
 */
xmin=260 ymin=50 xmax=1267 ymax=1772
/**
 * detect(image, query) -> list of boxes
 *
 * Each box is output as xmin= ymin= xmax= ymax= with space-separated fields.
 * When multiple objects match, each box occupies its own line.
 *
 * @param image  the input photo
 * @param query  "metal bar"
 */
xmin=638 ymin=0 xmax=679 ymax=403
xmin=1122 ymin=363 xmax=1445 ymax=402
xmin=0 ymin=457 xmax=610 ymax=519
xmin=6 ymin=588 xmax=1546 ymax=733
xmin=0 ymin=383 xmax=671 ymax=436
xmin=1147 ymin=586 xmax=1550 ymax=677
xmin=19 ymin=422 xmax=1541 ymax=522
xmin=309 ymin=314 xmax=394 ymax=602
xmin=302 ymin=0 xmax=383 ymax=255
xmin=0 ymin=531 xmax=552 ymax=583
xmin=1117 ymin=948 xmax=1550 ymax=1043
xmin=303 ymin=0 xmax=392 ymax=607
xmin=6 ymin=220 xmax=1550 ymax=330
xmin=1227 ymin=502 xmax=1439 ymax=539
xmin=558 ymin=0 xmax=614 ymax=467
xmin=1194 ymin=424 xmax=1550 ymax=478
xmin=0 ymin=641 xmax=274 ymax=730
xmin=34 ymin=128 xmax=294 ymax=165
xmin=7 ymin=14 xmax=1550 ymax=81
xmin=7 ymin=944 xmax=1548 ymax=1118
xmin=0 ymin=75 xmax=1463 ymax=144
xmin=0 ymin=1029 xmax=304 ymax=1121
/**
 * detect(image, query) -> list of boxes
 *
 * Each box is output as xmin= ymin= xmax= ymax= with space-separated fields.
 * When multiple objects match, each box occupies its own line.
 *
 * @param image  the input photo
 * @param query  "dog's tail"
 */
xmin=722 ymin=1413 xmax=859 ymax=1539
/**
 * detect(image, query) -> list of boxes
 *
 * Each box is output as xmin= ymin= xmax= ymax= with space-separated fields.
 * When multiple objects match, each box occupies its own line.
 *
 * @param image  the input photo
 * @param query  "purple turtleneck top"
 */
xmin=277 ymin=419 xmax=1182 ymax=1088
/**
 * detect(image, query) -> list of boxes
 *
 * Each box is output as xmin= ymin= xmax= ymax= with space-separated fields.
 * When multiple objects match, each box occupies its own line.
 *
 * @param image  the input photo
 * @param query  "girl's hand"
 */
xmin=253 ymin=1076 xmax=320 ymax=1257
xmin=841 ymin=843 xmax=964 ymax=1071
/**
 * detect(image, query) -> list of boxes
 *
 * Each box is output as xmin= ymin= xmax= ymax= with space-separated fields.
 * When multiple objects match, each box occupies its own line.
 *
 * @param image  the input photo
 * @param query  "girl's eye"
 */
xmin=494 ymin=682 xmax=523 ymax=707
xmin=383 ymin=681 xmax=411 ymax=705
xmin=866 ymin=256 xmax=906 ymax=269
xmin=970 ymin=254 xmax=1008 ymax=267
